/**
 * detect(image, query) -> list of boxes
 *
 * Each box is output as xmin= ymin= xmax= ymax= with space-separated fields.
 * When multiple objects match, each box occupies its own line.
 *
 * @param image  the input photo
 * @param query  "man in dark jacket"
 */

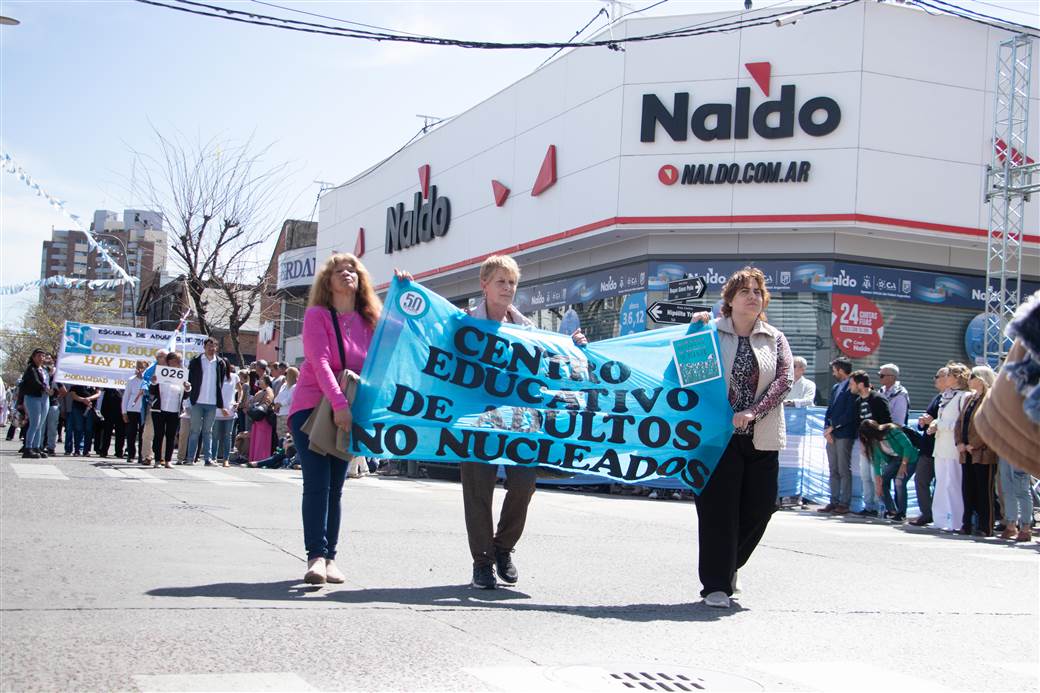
xmin=821 ymin=357 xmax=857 ymax=514
xmin=848 ymin=370 xmax=893 ymax=516
xmin=184 ymin=337 xmax=227 ymax=466
xmin=849 ymin=371 xmax=893 ymax=425
xmin=909 ymin=367 xmax=945 ymax=526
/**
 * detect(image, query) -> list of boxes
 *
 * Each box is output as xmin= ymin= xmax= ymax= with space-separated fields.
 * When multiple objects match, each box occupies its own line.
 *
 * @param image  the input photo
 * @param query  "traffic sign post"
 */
xmin=646 ymin=301 xmax=712 ymax=325
xmin=667 ymin=276 xmax=707 ymax=302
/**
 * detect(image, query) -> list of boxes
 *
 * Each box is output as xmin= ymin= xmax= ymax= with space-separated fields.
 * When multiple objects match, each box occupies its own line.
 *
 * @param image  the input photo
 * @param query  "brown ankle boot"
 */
xmin=1000 ymin=525 xmax=1018 ymax=540
xmin=1014 ymin=527 xmax=1033 ymax=542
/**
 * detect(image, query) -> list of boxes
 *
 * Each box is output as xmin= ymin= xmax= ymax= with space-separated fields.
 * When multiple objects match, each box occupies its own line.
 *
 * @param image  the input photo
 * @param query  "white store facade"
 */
xmin=318 ymin=1 xmax=1040 ymax=402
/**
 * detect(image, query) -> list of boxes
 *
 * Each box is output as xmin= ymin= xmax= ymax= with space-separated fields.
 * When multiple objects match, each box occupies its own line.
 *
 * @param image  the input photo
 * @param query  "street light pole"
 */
xmin=94 ymin=233 xmax=137 ymax=328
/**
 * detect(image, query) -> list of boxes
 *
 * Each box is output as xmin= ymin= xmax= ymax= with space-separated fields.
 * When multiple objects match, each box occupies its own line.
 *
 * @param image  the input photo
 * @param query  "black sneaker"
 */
xmin=471 ymin=564 xmax=496 ymax=589
xmin=21 ymin=449 xmax=40 ymax=459
xmin=36 ymin=449 xmax=49 ymax=458
xmin=495 ymin=548 xmax=518 ymax=585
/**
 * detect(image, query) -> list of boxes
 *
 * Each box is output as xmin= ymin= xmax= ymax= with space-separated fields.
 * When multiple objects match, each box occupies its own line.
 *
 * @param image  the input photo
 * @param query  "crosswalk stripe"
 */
xmin=120 ymin=468 xmax=165 ymax=484
xmin=132 ymin=672 xmax=316 ymax=691
xmin=9 ymin=463 xmax=69 ymax=480
xmin=350 ymin=477 xmax=428 ymax=492
xmin=178 ymin=468 xmax=259 ymax=487
xmin=255 ymin=470 xmax=302 ymax=485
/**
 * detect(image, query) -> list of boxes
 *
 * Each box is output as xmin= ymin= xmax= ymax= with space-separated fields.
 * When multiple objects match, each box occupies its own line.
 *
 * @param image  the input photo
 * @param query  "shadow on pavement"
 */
xmin=147 ymin=580 xmax=742 ymax=621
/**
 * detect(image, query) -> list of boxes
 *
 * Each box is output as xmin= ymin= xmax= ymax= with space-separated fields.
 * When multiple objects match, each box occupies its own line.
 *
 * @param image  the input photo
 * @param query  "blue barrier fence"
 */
xmin=528 ymin=407 xmax=922 ymax=513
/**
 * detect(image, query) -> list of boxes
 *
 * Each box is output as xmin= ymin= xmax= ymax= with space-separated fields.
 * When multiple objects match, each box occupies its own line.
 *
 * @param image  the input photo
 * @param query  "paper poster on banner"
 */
xmin=831 ymin=294 xmax=883 ymax=358
xmin=671 ymin=331 xmax=722 ymax=387
xmin=54 ymin=321 xmax=206 ymax=388
xmin=351 ymin=279 xmax=735 ymax=492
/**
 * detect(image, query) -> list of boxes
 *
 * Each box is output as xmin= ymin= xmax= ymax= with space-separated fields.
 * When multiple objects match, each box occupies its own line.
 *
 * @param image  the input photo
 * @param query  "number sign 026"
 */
xmin=155 ymin=365 xmax=186 ymax=385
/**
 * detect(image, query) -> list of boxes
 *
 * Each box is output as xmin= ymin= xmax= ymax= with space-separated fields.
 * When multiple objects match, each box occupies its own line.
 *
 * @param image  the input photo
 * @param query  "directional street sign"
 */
xmin=667 ymin=276 xmax=707 ymax=301
xmin=646 ymin=301 xmax=711 ymax=325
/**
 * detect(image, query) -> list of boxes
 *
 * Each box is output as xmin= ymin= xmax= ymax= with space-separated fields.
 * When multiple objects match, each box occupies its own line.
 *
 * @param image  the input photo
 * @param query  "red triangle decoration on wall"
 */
xmin=491 ymin=180 xmax=510 ymax=207
xmin=354 ymin=228 xmax=365 ymax=258
xmin=531 ymin=145 xmax=557 ymax=197
xmin=418 ymin=164 xmax=431 ymax=199
xmin=744 ymin=62 xmax=771 ymax=96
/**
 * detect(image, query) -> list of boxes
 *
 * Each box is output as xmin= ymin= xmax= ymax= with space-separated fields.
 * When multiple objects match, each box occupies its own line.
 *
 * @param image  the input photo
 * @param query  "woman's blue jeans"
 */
xmin=998 ymin=459 xmax=1033 ymax=527
xmin=69 ymin=408 xmax=94 ymax=453
xmin=23 ymin=395 xmax=48 ymax=450
xmin=881 ymin=456 xmax=915 ymax=516
xmin=210 ymin=418 xmax=235 ymax=461
xmin=290 ymin=409 xmax=348 ymax=561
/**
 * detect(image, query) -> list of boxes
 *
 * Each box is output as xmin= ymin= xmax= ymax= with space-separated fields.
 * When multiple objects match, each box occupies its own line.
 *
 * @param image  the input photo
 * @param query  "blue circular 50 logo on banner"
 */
xmin=398 ymin=290 xmax=429 ymax=318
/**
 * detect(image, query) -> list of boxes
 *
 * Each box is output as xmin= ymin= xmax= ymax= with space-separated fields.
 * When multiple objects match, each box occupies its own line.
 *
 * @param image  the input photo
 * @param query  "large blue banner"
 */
xmin=352 ymin=279 xmax=735 ymax=492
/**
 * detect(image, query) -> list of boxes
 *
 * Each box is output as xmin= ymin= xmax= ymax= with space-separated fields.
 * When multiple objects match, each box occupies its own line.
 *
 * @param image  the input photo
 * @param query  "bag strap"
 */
xmin=329 ymin=308 xmax=347 ymax=373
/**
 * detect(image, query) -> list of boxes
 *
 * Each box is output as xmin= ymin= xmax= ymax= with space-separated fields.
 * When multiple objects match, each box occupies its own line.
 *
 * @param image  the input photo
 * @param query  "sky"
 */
xmin=1 ymin=0 xmax=1038 ymax=331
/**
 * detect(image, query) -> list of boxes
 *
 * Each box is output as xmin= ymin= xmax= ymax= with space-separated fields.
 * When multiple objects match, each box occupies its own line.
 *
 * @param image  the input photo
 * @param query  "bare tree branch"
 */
xmin=126 ymin=128 xmax=300 ymax=360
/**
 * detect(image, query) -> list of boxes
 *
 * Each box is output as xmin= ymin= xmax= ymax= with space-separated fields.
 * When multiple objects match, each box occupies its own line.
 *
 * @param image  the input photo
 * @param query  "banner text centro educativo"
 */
xmin=54 ymin=321 xmax=206 ymax=388
xmin=350 ymin=278 xmax=735 ymax=492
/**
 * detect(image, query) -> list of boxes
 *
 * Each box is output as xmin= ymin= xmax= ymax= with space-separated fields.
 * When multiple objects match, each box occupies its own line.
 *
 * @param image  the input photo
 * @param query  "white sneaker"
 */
xmin=324 ymin=559 xmax=345 ymax=584
xmin=704 ymin=591 xmax=731 ymax=608
xmin=648 ymin=491 xmax=659 ymax=499
xmin=304 ymin=558 xmax=326 ymax=585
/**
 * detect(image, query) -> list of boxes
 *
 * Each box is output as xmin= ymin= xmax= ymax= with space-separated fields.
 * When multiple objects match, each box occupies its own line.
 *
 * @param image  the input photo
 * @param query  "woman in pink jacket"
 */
xmin=290 ymin=253 xmax=382 ymax=585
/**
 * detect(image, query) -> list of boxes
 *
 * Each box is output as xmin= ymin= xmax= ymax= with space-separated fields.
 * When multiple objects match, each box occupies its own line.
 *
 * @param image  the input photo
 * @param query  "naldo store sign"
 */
xmin=276 ymin=246 xmax=317 ymax=291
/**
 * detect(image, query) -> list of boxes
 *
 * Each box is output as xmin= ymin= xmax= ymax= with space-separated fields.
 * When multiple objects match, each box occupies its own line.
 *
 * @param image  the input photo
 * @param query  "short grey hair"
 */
xmin=792 ymin=356 xmax=808 ymax=369
xmin=880 ymin=363 xmax=900 ymax=377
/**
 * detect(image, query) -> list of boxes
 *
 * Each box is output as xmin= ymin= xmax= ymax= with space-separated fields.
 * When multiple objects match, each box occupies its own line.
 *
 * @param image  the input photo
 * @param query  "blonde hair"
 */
xmin=970 ymin=365 xmax=996 ymax=390
xmin=479 ymin=255 xmax=520 ymax=283
xmin=721 ymin=266 xmax=770 ymax=320
xmin=946 ymin=362 xmax=971 ymax=390
xmin=285 ymin=366 xmax=299 ymax=386
xmin=308 ymin=252 xmax=383 ymax=330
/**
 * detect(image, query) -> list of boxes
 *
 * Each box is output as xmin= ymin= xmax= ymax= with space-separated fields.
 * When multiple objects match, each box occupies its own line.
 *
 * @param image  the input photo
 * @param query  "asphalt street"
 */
xmin=1 ymin=437 xmax=1037 ymax=692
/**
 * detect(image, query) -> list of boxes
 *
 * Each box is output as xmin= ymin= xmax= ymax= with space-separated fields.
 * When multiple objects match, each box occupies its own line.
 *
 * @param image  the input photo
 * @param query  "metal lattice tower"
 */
xmin=984 ymin=34 xmax=1036 ymax=366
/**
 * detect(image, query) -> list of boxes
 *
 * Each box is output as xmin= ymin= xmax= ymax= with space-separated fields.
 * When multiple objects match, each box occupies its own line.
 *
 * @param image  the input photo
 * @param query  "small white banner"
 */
xmin=55 ymin=321 xmax=206 ymax=388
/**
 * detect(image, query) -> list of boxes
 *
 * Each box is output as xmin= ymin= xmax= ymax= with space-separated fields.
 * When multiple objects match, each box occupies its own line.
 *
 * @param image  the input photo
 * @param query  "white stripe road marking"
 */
xmin=255 ymin=470 xmax=302 ymax=485
xmin=96 ymin=467 xmax=165 ymax=483
xmin=965 ymin=552 xmax=1039 ymax=563
xmin=178 ymin=469 xmax=259 ymax=487
xmin=132 ymin=672 xmax=316 ymax=691
xmin=9 ymin=463 xmax=69 ymax=480
xmin=120 ymin=468 xmax=165 ymax=484
xmin=349 ymin=478 xmax=428 ymax=493
xmin=753 ymin=661 xmax=952 ymax=692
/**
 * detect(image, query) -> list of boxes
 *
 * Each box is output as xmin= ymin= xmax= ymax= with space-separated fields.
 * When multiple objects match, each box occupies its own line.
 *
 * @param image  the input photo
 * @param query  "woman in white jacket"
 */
xmin=928 ymin=363 xmax=971 ymax=531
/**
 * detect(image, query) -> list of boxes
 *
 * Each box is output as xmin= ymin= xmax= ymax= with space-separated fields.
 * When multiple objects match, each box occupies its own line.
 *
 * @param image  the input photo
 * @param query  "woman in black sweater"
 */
xmin=19 ymin=349 xmax=50 ymax=459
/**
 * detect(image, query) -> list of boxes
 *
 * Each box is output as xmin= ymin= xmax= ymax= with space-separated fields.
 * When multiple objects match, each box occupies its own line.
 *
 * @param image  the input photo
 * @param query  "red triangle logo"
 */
xmin=491 ymin=180 xmax=510 ymax=207
xmin=531 ymin=145 xmax=557 ymax=197
xmin=745 ymin=62 xmax=771 ymax=96
xmin=418 ymin=164 xmax=430 ymax=199
xmin=354 ymin=228 xmax=365 ymax=258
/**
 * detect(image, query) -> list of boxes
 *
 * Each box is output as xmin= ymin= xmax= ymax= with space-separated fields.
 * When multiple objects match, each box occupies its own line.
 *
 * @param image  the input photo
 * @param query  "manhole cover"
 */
xmin=546 ymin=665 xmax=763 ymax=692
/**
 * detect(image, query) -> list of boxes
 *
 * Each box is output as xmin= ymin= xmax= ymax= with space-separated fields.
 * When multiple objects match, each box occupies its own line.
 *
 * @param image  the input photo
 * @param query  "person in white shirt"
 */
xmin=212 ymin=366 xmax=241 ymax=467
xmin=185 ymin=338 xmax=228 ymax=466
xmin=784 ymin=356 xmax=817 ymax=407
xmin=149 ymin=352 xmax=190 ymax=468
xmin=121 ymin=360 xmax=149 ymax=463
xmin=271 ymin=366 xmax=298 ymax=446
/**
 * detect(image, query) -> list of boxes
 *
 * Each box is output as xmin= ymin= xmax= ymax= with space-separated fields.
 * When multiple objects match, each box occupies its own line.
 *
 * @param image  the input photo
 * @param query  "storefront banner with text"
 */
xmin=352 ymin=279 xmax=734 ymax=492
xmin=55 ymin=321 xmax=206 ymax=388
